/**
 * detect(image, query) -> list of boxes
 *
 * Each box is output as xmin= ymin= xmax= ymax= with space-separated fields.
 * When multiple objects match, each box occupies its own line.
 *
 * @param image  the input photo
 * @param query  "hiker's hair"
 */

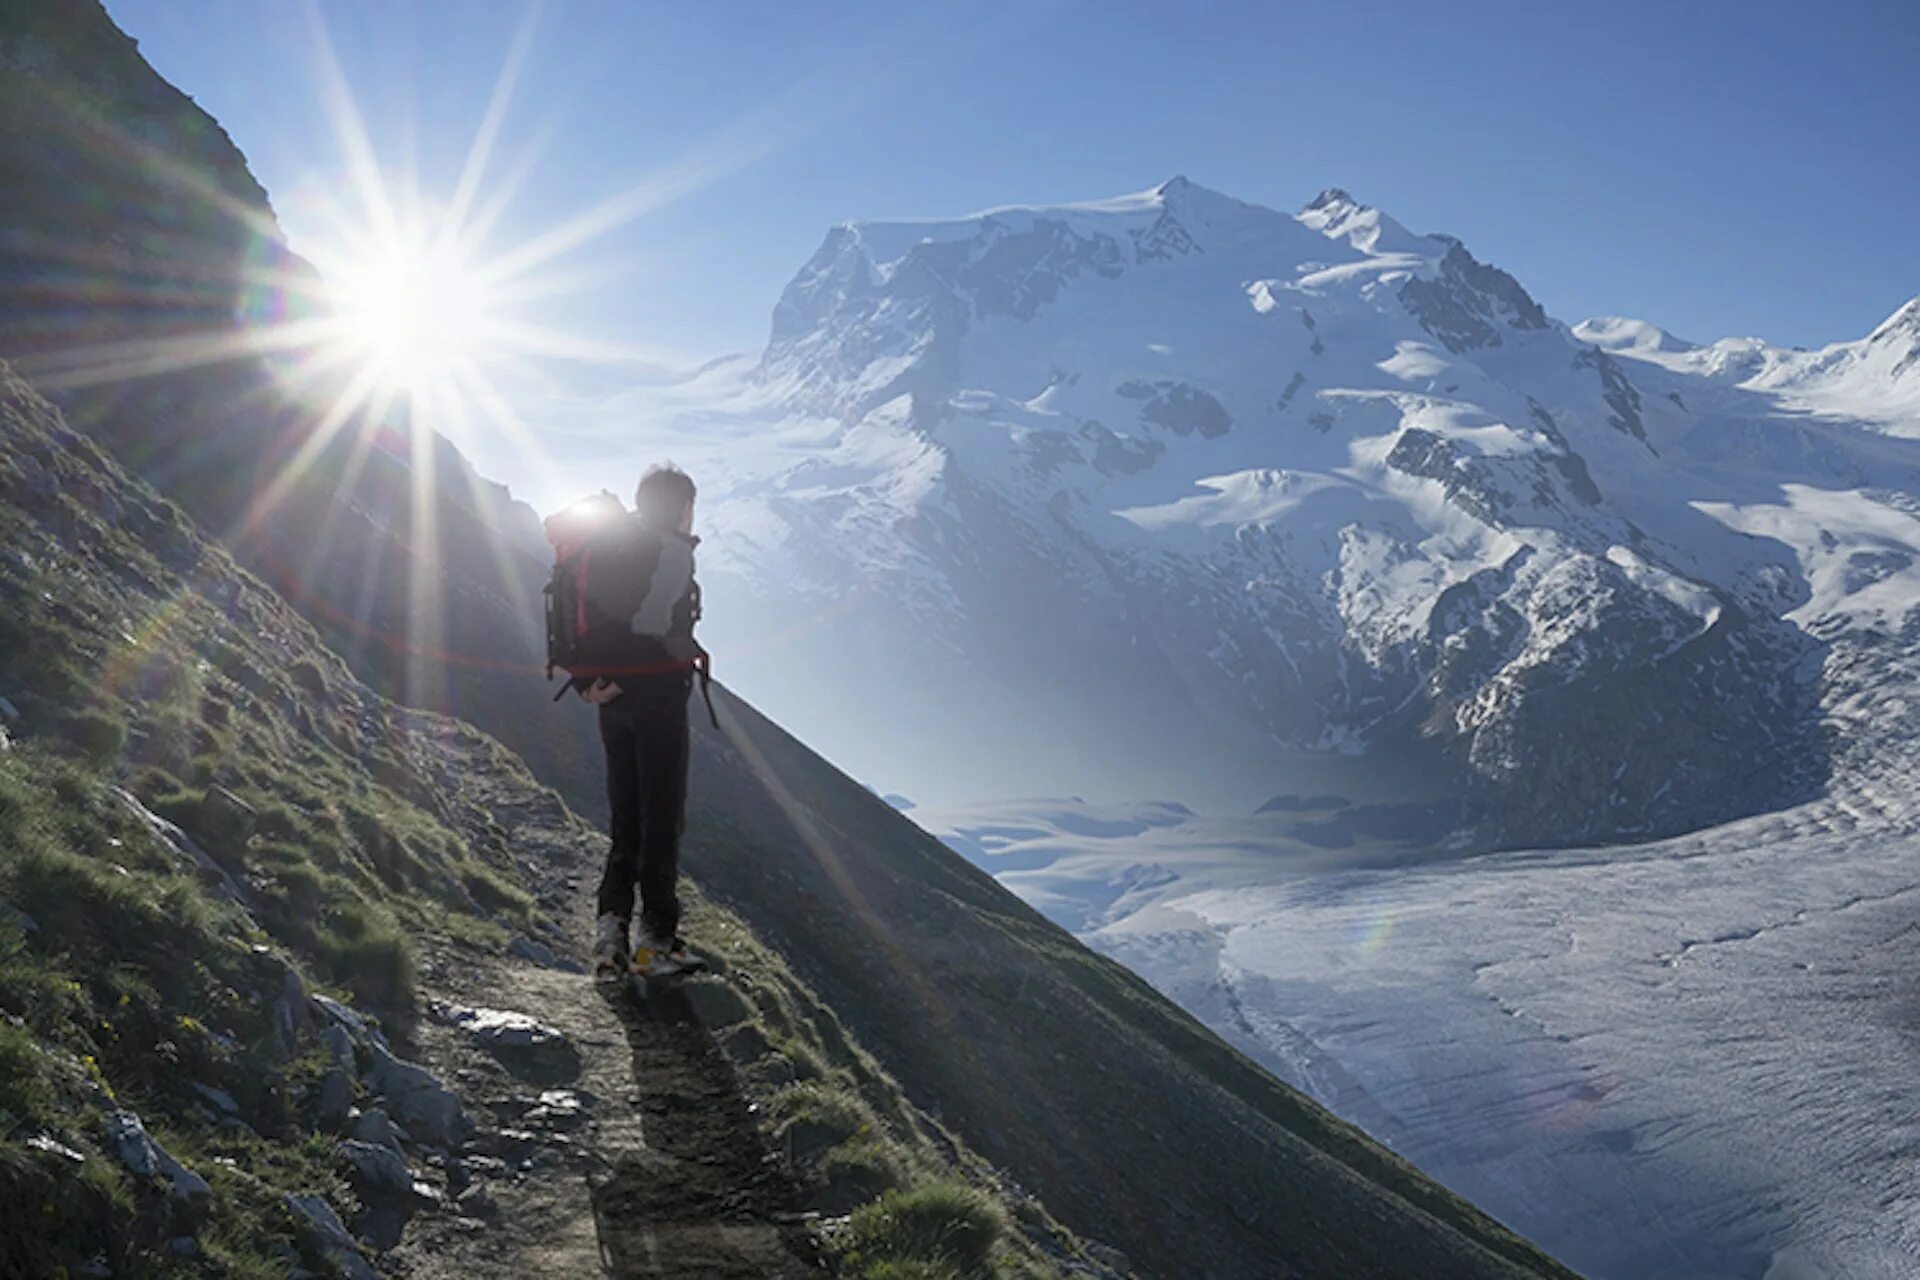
xmin=634 ymin=463 xmax=696 ymax=531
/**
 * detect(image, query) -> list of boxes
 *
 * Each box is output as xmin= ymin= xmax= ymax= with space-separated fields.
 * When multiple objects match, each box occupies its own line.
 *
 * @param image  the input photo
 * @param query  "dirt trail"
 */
xmin=383 ymin=710 xmax=828 ymax=1278
xmin=394 ymin=938 xmax=827 ymax=1279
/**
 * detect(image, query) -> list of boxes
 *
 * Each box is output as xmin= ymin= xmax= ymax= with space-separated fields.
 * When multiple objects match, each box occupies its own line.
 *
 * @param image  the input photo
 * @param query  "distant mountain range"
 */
xmin=664 ymin=177 xmax=1920 ymax=854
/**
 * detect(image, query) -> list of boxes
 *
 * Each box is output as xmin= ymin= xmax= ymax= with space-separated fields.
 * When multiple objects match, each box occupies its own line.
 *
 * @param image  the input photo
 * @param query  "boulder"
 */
xmin=349 ymin=1106 xmax=408 ymax=1152
xmin=271 ymin=966 xmax=309 ymax=1058
xmin=454 ymin=1183 xmax=498 ymax=1220
xmin=112 ymin=788 xmax=252 ymax=908
xmin=284 ymin=1194 xmax=376 ymax=1280
xmin=320 ymin=1023 xmax=356 ymax=1071
xmin=339 ymin=1137 xmax=412 ymax=1196
xmin=104 ymin=1110 xmax=210 ymax=1206
xmin=521 ymin=1089 xmax=592 ymax=1133
xmin=26 ymin=1133 xmax=85 ymax=1164
xmin=432 ymin=1002 xmax=581 ymax=1086
xmin=365 ymin=1044 xmax=470 ymax=1147
xmin=315 ymin=1067 xmax=355 ymax=1132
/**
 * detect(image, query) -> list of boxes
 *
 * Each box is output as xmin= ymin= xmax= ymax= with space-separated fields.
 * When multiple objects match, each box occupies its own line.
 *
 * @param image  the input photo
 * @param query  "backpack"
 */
xmin=543 ymin=493 xmax=717 ymax=726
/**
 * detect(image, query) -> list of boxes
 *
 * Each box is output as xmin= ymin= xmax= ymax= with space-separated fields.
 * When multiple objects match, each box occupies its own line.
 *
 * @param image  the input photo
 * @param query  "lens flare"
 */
xmin=321 ymin=228 xmax=495 ymax=393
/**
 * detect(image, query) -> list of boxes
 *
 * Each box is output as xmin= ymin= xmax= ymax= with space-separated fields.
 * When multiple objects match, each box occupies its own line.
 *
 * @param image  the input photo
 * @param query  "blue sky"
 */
xmin=107 ymin=0 xmax=1919 ymax=364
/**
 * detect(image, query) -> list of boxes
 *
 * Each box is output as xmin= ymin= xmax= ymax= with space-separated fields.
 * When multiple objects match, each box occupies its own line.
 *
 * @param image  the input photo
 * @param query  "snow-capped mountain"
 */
xmin=673 ymin=177 xmax=1920 ymax=851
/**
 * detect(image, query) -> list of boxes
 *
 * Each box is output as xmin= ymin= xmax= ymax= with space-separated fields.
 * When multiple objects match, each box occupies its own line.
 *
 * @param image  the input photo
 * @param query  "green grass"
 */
xmin=846 ymin=1184 xmax=1008 ymax=1277
xmin=0 ymin=364 xmax=561 ymax=1275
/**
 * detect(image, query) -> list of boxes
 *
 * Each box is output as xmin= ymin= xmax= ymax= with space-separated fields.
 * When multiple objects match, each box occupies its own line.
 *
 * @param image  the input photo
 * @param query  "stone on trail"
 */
xmin=365 ymin=1043 xmax=471 ymax=1147
xmin=431 ymin=1000 xmax=582 ymax=1086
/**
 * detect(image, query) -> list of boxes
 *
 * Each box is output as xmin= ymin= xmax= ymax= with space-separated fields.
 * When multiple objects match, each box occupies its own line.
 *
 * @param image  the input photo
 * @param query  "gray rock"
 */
xmin=339 ymin=1139 xmax=412 ymax=1195
xmin=349 ymin=1106 xmax=408 ymax=1152
xmin=284 ymin=1194 xmax=376 ymax=1280
xmin=320 ymin=1023 xmax=356 ymax=1071
xmin=104 ymin=1110 xmax=210 ymax=1204
xmin=454 ymin=1183 xmax=498 ymax=1220
xmin=311 ymin=993 xmax=387 ymax=1050
xmin=271 ymin=967 xmax=309 ymax=1058
xmin=338 ymin=1140 xmax=428 ymax=1250
xmin=682 ymin=976 xmax=751 ymax=1028
xmin=506 ymin=935 xmax=557 ymax=967
xmin=432 ymin=1002 xmax=580 ymax=1086
xmin=522 ymin=1089 xmax=591 ymax=1133
xmin=166 ymin=1236 xmax=199 ymax=1258
xmin=468 ymin=1127 xmax=546 ymax=1168
xmin=365 ymin=1044 xmax=470 ymax=1147
xmin=315 ymin=1067 xmax=354 ymax=1131
xmin=0 ymin=696 xmax=20 ymax=723
xmin=189 ymin=1083 xmax=240 ymax=1116
xmin=110 ymin=788 xmax=252 ymax=909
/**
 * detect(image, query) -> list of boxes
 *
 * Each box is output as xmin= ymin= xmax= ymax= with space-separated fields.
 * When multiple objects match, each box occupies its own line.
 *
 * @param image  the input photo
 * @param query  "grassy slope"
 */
xmin=0 ymin=362 xmax=1118 ymax=1278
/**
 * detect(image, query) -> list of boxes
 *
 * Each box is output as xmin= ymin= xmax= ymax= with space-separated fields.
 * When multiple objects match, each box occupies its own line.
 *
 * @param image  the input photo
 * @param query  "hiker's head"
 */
xmin=635 ymin=463 xmax=696 ymax=534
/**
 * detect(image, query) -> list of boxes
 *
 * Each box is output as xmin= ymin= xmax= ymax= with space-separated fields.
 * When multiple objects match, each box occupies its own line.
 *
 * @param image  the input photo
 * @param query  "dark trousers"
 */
xmin=596 ymin=676 xmax=690 ymax=941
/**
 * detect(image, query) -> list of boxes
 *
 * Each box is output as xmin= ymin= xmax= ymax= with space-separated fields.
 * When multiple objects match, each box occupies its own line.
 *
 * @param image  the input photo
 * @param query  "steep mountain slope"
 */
xmin=655 ymin=180 xmax=1920 ymax=852
xmin=0 ymin=360 xmax=1134 ymax=1278
xmin=0 ymin=7 xmax=1584 ymax=1276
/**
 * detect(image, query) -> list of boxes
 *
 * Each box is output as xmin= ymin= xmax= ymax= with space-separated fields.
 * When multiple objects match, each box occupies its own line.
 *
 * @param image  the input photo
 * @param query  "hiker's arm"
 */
xmin=630 ymin=540 xmax=694 ymax=637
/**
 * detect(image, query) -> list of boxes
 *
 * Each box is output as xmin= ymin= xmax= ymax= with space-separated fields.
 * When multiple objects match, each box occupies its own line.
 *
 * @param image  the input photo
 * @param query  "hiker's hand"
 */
xmin=580 ymin=678 xmax=623 ymax=705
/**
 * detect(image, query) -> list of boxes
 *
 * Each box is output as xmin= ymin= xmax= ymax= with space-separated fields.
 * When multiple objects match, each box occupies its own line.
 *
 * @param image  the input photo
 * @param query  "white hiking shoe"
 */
xmin=632 ymin=931 xmax=702 ymax=978
xmin=591 ymin=913 xmax=630 ymax=978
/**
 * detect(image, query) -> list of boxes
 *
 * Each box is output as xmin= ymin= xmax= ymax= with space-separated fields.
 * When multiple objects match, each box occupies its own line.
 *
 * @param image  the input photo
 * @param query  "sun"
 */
xmin=322 ymin=226 xmax=497 ymax=394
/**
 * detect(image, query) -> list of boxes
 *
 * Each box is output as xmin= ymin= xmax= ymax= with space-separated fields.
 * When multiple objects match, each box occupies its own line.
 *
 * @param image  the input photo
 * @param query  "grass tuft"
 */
xmin=847 ymin=1183 xmax=1007 ymax=1275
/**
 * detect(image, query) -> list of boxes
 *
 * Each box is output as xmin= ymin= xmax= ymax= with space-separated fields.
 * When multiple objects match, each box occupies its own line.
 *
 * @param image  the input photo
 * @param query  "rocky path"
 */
xmin=378 ymin=709 xmax=830 ymax=1277
xmin=391 ymin=936 xmax=827 ymax=1279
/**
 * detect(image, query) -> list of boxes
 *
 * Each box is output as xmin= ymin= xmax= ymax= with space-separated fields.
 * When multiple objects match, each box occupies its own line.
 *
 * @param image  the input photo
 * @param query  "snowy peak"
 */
xmin=1574 ymin=316 xmax=1699 ymax=356
xmin=1865 ymin=296 xmax=1920 ymax=380
xmin=1296 ymin=187 xmax=1435 ymax=257
xmin=1867 ymin=295 xmax=1920 ymax=344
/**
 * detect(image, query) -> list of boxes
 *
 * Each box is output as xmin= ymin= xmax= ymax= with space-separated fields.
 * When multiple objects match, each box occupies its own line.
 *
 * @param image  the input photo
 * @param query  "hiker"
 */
xmin=554 ymin=464 xmax=708 ymax=978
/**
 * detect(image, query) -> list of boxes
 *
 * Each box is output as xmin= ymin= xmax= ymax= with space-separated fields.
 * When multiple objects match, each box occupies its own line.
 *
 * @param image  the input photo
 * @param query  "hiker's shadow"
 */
xmin=589 ymin=976 xmax=823 ymax=1279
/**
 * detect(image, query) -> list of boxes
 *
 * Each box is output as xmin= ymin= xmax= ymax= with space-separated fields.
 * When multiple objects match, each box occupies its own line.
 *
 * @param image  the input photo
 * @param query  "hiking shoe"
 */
xmin=632 ymin=933 xmax=702 ymax=978
xmin=591 ymin=913 xmax=630 ymax=978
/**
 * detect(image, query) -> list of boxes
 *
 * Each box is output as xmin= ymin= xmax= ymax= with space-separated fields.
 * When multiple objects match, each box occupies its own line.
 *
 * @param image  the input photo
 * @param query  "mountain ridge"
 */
xmin=680 ymin=175 xmax=1865 ymax=846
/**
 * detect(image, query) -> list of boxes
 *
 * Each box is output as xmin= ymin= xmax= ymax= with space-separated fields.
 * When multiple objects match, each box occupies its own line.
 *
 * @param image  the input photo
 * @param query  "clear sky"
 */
xmin=105 ymin=0 xmax=1920 ymax=362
